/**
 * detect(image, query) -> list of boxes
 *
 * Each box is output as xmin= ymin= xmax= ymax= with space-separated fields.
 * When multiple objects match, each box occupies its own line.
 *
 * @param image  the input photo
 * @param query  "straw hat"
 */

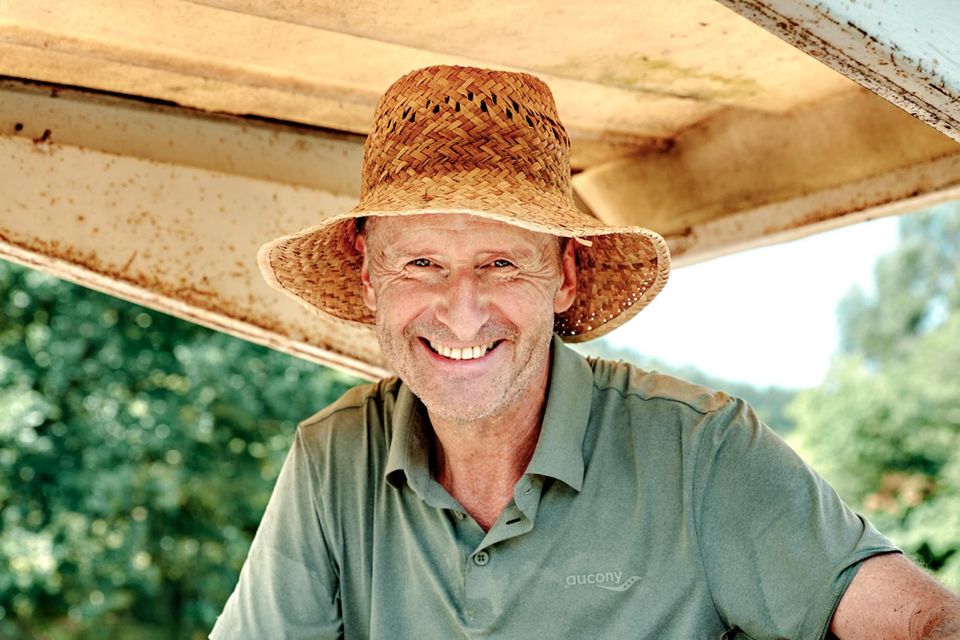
xmin=258 ymin=65 xmax=670 ymax=342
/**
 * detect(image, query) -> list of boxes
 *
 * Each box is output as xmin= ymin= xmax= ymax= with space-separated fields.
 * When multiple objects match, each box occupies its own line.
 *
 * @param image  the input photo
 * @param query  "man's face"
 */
xmin=358 ymin=214 xmax=577 ymax=425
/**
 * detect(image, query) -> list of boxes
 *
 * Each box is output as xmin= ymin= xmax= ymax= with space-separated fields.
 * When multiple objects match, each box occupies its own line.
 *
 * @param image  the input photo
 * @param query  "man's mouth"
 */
xmin=424 ymin=339 xmax=500 ymax=361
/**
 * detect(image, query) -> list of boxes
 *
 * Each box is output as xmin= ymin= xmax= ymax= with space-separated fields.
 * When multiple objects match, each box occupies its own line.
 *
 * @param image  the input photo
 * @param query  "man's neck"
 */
xmin=429 ymin=366 xmax=549 ymax=532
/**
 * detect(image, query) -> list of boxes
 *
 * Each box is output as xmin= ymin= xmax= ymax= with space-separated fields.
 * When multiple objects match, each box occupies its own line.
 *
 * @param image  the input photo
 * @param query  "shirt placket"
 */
xmin=460 ymin=475 xmax=545 ymax=629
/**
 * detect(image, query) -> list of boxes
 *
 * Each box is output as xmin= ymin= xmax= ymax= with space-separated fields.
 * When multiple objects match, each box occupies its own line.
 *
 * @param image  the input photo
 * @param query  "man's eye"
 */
xmin=491 ymin=259 xmax=514 ymax=268
xmin=410 ymin=258 xmax=432 ymax=268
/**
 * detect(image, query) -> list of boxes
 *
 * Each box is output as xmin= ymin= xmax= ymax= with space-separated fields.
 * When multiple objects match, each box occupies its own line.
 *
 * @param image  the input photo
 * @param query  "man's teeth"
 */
xmin=428 ymin=341 xmax=496 ymax=360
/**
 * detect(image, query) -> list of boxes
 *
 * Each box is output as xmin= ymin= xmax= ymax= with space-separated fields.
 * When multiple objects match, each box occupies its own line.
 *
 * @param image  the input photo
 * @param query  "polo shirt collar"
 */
xmin=383 ymin=334 xmax=594 ymax=495
xmin=524 ymin=334 xmax=592 ymax=492
xmin=384 ymin=383 xmax=432 ymax=496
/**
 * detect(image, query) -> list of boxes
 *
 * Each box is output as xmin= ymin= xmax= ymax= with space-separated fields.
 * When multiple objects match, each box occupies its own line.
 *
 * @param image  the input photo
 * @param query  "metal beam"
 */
xmin=574 ymin=88 xmax=960 ymax=265
xmin=716 ymin=0 xmax=960 ymax=143
xmin=0 ymin=81 xmax=388 ymax=379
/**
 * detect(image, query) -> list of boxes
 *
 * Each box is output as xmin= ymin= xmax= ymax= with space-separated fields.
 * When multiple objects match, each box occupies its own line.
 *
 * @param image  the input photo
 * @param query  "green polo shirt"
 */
xmin=211 ymin=336 xmax=897 ymax=639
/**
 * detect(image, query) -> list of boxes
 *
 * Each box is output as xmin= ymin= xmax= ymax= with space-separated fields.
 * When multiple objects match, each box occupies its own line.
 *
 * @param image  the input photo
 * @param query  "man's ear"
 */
xmin=355 ymin=233 xmax=377 ymax=312
xmin=553 ymin=238 xmax=578 ymax=314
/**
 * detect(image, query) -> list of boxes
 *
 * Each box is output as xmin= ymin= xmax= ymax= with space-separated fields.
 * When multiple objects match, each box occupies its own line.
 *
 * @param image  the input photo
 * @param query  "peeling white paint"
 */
xmin=717 ymin=0 xmax=960 ymax=142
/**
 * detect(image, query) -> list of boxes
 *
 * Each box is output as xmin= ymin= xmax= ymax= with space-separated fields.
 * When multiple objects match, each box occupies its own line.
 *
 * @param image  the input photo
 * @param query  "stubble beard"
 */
xmin=375 ymin=316 xmax=555 ymax=426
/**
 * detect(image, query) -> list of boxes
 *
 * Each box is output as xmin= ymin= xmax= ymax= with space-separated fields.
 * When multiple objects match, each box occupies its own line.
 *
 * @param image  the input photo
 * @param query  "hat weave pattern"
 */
xmin=258 ymin=65 xmax=670 ymax=342
xmin=363 ymin=68 xmax=569 ymax=203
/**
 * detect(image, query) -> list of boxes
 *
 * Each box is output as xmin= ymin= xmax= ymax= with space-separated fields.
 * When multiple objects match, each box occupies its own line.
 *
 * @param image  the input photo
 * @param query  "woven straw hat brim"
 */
xmin=258 ymin=192 xmax=670 ymax=343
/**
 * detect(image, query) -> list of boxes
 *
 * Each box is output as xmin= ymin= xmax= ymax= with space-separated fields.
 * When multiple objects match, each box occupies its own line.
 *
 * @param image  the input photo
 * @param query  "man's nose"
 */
xmin=435 ymin=269 xmax=489 ymax=341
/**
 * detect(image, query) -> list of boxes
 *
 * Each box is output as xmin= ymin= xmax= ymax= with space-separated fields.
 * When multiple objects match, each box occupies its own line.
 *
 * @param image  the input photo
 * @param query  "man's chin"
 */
xmin=417 ymin=390 xmax=498 ymax=422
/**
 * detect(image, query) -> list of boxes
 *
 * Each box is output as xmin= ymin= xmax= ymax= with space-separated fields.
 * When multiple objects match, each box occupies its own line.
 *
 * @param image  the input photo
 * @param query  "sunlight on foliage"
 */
xmin=0 ymin=261 xmax=360 ymax=639
xmin=788 ymin=203 xmax=960 ymax=591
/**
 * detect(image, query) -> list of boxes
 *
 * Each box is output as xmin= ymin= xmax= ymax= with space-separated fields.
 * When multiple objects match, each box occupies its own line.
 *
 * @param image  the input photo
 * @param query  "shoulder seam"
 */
xmin=297 ymin=379 xmax=398 ymax=429
xmin=591 ymin=381 xmax=731 ymax=416
xmin=298 ymin=400 xmax=368 ymax=429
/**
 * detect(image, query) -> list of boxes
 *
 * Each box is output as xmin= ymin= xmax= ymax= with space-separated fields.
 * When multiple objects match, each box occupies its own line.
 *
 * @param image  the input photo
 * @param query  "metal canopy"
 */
xmin=1 ymin=0 xmax=959 ymax=377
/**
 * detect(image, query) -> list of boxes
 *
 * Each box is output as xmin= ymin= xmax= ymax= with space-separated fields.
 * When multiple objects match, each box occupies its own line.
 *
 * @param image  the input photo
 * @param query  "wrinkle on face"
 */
xmin=363 ymin=217 xmax=563 ymax=311
xmin=357 ymin=214 xmax=575 ymax=425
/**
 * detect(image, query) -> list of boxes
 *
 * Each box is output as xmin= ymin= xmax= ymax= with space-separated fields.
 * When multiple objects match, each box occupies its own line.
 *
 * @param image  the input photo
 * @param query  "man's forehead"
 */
xmin=366 ymin=214 xmax=556 ymax=254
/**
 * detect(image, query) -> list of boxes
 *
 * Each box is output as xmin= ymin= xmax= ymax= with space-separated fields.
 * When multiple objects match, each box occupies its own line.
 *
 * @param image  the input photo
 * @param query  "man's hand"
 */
xmin=831 ymin=553 xmax=960 ymax=639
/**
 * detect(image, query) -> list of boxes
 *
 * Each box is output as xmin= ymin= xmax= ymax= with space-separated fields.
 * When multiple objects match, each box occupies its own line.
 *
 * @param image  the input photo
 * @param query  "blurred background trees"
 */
xmin=789 ymin=202 xmax=960 ymax=589
xmin=0 ymin=264 xmax=358 ymax=639
xmin=0 ymin=202 xmax=957 ymax=637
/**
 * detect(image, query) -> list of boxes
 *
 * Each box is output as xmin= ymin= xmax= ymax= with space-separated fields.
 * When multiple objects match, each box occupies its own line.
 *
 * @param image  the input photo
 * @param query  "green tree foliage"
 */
xmin=0 ymin=260 xmax=360 ymax=639
xmin=837 ymin=203 xmax=960 ymax=362
xmin=789 ymin=202 xmax=960 ymax=590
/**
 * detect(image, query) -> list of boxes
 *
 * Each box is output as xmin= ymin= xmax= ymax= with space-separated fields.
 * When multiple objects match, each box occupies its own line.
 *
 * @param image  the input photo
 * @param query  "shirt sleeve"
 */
xmin=210 ymin=428 xmax=342 ymax=640
xmin=692 ymin=397 xmax=899 ymax=640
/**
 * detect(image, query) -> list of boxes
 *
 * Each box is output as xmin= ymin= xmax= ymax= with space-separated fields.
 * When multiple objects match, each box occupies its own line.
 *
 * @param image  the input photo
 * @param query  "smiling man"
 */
xmin=358 ymin=214 xmax=577 ymax=532
xmin=211 ymin=66 xmax=960 ymax=639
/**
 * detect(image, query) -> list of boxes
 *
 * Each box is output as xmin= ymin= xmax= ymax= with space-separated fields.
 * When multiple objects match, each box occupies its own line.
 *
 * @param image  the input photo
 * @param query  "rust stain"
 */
xmin=121 ymin=250 xmax=139 ymax=272
xmin=32 ymin=128 xmax=52 ymax=144
xmin=761 ymin=186 xmax=926 ymax=238
xmin=175 ymin=285 xmax=216 ymax=298
xmin=718 ymin=0 xmax=959 ymax=140
xmin=1 ymin=232 xmax=386 ymax=375
xmin=14 ymin=235 xmax=224 ymax=329
xmin=846 ymin=20 xmax=868 ymax=39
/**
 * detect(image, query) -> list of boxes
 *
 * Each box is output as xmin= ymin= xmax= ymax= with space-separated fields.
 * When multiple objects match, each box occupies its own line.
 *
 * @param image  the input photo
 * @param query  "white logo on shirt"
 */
xmin=564 ymin=571 xmax=641 ymax=591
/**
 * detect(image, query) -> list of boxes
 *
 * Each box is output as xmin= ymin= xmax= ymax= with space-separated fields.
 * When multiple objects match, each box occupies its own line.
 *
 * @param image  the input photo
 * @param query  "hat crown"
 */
xmin=361 ymin=65 xmax=572 ymax=203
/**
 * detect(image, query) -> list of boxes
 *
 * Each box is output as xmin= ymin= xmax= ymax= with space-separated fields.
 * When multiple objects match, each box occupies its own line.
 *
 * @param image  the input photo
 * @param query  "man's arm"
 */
xmin=832 ymin=553 xmax=960 ymax=640
xmin=210 ymin=428 xmax=343 ymax=639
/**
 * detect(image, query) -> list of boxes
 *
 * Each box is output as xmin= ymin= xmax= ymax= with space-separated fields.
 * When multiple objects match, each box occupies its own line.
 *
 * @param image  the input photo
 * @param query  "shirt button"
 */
xmin=473 ymin=551 xmax=489 ymax=566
